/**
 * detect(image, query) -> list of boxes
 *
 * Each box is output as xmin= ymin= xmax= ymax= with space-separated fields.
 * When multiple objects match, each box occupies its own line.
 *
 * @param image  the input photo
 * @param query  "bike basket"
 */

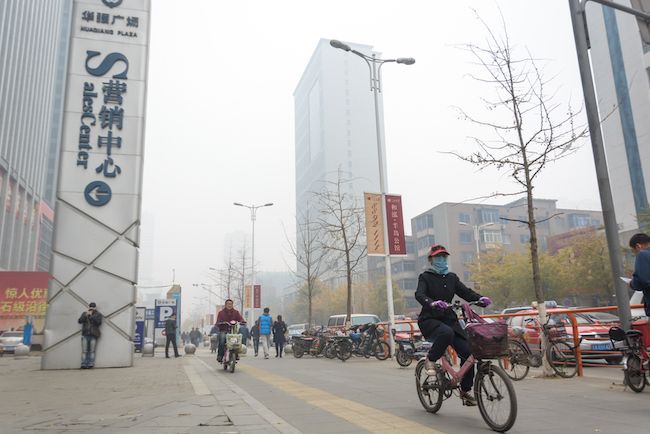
xmin=465 ymin=322 xmax=508 ymax=359
xmin=543 ymin=323 xmax=569 ymax=341
xmin=226 ymin=333 xmax=242 ymax=349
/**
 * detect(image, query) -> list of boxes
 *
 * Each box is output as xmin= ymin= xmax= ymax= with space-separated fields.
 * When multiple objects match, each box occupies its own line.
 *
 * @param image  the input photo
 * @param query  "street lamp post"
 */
xmin=233 ymin=202 xmax=273 ymax=324
xmin=330 ymin=40 xmax=414 ymax=356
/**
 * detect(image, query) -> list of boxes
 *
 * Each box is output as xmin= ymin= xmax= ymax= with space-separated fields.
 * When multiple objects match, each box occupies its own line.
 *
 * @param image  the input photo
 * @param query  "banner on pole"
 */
xmin=253 ymin=285 xmax=261 ymax=309
xmin=244 ymin=285 xmax=252 ymax=309
xmin=385 ymin=195 xmax=407 ymax=256
xmin=364 ymin=193 xmax=385 ymax=255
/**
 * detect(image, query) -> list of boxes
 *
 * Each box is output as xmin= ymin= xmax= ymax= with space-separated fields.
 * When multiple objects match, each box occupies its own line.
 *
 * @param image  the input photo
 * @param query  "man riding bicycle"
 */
xmin=215 ymin=299 xmax=244 ymax=363
xmin=415 ymin=244 xmax=491 ymax=407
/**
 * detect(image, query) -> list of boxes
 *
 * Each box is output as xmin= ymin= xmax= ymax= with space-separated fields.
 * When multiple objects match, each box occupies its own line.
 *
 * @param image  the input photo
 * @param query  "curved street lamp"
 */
xmin=330 ymin=39 xmax=414 ymax=356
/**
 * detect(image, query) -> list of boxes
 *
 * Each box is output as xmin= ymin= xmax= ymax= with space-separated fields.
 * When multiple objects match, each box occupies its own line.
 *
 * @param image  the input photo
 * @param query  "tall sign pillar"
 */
xmin=42 ymin=0 xmax=151 ymax=369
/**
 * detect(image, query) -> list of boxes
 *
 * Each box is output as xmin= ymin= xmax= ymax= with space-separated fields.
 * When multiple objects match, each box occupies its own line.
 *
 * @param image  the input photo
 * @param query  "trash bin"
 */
xmin=631 ymin=319 xmax=650 ymax=349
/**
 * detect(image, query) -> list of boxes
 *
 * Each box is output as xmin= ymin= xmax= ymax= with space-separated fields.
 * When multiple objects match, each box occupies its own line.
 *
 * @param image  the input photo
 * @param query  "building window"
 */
xmin=483 ymin=230 xmax=502 ymax=243
xmin=415 ymin=214 xmax=434 ymax=232
xmin=480 ymin=208 xmax=500 ymax=224
xmin=406 ymin=239 xmax=416 ymax=254
xmin=460 ymin=231 xmax=472 ymax=244
xmin=403 ymin=261 xmax=416 ymax=272
xmin=458 ymin=212 xmax=470 ymax=224
xmin=569 ymin=213 xmax=591 ymax=228
xmin=417 ymin=235 xmax=435 ymax=250
xmin=400 ymin=279 xmax=417 ymax=290
xmin=464 ymin=271 xmax=472 ymax=281
xmin=520 ymin=234 xmax=530 ymax=244
xmin=503 ymin=234 xmax=512 ymax=245
xmin=461 ymin=252 xmax=474 ymax=264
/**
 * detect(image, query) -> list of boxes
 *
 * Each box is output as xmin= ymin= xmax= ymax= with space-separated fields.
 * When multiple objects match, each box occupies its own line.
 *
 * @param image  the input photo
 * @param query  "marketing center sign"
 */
xmin=42 ymin=0 xmax=150 ymax=369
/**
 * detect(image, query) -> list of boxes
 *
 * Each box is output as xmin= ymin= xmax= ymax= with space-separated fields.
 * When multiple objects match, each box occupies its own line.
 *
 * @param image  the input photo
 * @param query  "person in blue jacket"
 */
xmin=258 ymin=307 xmax=273 ymax=359
xmin=629 ymin=233 xmax=650 ymax=317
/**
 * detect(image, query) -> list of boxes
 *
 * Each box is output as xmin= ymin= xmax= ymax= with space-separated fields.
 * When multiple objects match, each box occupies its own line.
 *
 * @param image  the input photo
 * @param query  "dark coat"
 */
xmin=165 ymin=319 xmax=177 ymax=337
xmin=415 ymin=270 xmax=481 ymax=339
xmin=272 ymin=321 xmax=287 ymax=344
xmin=78 ymin=310 xmax=103 ymax=338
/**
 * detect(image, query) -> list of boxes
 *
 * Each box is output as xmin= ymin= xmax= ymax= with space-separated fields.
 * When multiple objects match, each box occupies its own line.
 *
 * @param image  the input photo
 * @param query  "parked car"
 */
xmin=506 ymin=309 xmax=623 ymax=365
xmin=581 ymin=311 xmax=620 ymax=324
xmin=501 ymin=301 xmax=561 ymax=315
xmin=287 ymin=323 xmax=309 ymax=343
xmin=0 ymin=331 xmax=24 ymax=353
xmin=327 ymin=314 xmax=380 ymax=329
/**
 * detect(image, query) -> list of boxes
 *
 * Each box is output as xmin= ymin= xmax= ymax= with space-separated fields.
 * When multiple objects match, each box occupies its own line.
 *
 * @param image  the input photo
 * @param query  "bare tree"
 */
xmin=232 ymin=242 xmax=249 ymax=313
xmin=285 ymin=210 xmax=327 ymax=327
xmin=451 ymin=13 xmax=587 ymax=307
xmin=313 ymin=171 xmax=368 ymax=324
xmin=451 ymin=14 xmax=588 ymax=375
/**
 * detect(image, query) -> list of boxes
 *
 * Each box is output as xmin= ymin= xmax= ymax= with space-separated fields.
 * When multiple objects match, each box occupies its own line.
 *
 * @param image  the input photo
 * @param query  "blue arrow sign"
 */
xmin=84 ymin=181 xmax=112 ymax=207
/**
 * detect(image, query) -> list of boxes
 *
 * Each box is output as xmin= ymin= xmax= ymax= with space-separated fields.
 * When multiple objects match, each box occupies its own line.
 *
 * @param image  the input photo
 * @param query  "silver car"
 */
xmin=0 ymin=331 xmax=24 ymax=353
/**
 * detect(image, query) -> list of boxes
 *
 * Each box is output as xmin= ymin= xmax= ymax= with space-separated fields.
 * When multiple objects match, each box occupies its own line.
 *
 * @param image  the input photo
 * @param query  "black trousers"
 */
xmin=165 ymin=334 xmax=179 ymax=357
xmin=420 ymin=320 xmax=474 ymax=392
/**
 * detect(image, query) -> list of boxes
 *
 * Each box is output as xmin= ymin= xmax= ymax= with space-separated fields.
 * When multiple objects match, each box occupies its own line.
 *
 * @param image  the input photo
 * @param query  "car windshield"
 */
xmin=351 ymin=316 xmax=378 ymax=326
xmin=549 ymin=313 xmax=591 ymax=325
xmin=587 ymin=312 xmax=620 ymax=323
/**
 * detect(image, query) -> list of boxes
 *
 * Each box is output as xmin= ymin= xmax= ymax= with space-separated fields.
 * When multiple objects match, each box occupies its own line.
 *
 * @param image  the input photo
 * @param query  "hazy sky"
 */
xmin=141 ymin=0 xmax=603 ymax=304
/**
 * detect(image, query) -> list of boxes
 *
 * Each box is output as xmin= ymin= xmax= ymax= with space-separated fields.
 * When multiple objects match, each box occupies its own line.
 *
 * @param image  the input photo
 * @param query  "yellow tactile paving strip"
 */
xmin=239 ymin=364 xmax=445 ymax=434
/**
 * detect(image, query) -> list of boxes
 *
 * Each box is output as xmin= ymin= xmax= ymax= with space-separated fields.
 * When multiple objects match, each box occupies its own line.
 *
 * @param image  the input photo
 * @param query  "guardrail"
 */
xmin=483 ymin=304 xmax=647 ymax=377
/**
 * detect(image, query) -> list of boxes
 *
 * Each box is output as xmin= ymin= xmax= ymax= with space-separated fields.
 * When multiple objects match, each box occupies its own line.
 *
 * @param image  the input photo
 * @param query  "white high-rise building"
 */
xmin=586 ymin=1 xmax=650 ymax=233
xmin=294 ymin=39 xmax=386 ymax=280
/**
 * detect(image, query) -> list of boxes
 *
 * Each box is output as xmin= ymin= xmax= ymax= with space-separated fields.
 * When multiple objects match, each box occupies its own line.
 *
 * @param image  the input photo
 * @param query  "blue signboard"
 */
xmin=145 ymin=308 xmax=155 ymax=320
xmin=154 ymin=299 xmax=176 ymax=329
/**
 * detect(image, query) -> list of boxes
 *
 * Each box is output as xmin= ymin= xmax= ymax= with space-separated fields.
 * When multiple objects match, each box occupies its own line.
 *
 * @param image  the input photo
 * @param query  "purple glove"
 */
xmin=431 ymin=300 xmax=449 ymax=310
xmin=479 ymin=296 xmax=492 ymax=307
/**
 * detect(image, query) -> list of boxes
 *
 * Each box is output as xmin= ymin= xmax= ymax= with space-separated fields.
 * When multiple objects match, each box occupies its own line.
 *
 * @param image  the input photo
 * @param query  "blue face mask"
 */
xmin=430 ymin=256 xmax=448 ymax=275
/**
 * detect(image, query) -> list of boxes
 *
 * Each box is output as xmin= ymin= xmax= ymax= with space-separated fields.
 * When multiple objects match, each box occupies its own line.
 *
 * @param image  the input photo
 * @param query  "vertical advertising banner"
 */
xmin=0 ymin=272 xmax=50 ymax=333
xmin=42 ymin=0 xmax=151 ymax=369
xmin=385 ymin=195 xmax=407 ymax=255
xmin=134 ymin=306 xmax=145 ymax=351
xmin=253 ymin=284 xmax=261 ymax=309
xmin=244 ymin=285 xmax=252 ymax=309
xmin=364 ymin=193 xmax=385 ymax=255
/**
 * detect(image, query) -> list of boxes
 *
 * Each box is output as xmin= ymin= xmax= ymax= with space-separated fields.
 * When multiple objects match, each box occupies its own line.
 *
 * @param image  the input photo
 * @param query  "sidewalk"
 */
xmin=0 ymin=348 xmax=301 ymax=434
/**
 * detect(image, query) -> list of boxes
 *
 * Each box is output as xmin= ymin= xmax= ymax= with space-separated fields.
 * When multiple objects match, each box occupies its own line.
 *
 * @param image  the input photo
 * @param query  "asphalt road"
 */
xmin=197 ymin=347 xmax=649 ymax=434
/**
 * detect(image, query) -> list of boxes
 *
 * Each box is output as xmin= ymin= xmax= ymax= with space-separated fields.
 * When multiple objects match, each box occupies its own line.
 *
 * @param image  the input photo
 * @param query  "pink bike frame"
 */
xmin=437 ymin=353 xmax=477 ymax=387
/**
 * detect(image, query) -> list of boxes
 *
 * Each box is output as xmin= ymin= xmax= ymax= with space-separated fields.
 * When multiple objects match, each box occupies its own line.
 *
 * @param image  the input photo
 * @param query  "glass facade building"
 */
xmin=0 ymin=0 xmax=72 ymax=271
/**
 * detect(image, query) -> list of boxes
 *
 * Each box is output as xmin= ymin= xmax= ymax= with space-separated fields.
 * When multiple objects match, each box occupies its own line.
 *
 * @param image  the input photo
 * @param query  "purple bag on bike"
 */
xmin=463 ymin=304 xmax=508 ymax=359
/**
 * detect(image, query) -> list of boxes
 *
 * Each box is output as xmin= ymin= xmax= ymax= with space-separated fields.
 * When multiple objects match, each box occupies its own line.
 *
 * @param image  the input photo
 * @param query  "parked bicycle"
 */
xmin=609 ymin=326 xmax=650 ymax=392
xmin=499 ymin=316 xmax=578 ymax=380
xmin=292 ymin=327 xmax=328 ymax=358
xmin=415 ymin=301 xmax=517 ymax=432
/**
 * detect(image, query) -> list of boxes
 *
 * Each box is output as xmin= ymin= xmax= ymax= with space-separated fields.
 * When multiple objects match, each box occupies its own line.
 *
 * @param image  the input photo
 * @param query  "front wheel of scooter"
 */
xmin=229 ymin=351 xmax=236 ymax=373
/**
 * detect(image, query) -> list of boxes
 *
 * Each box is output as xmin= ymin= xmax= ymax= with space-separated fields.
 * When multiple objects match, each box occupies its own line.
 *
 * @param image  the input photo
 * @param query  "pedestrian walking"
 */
xmin=181 ymin=331 xmax=188 ymax=345
xmin=239 ymin=322 xmax=250 ymax=346
xmin=251 ymin=319 xmax=260 ymax=356
xmin=165 ymin=313 xmax=180 ymax=358
xmin=272 ymin=315 xmax=287 ymax=358
xmin=629 ymin=233 xmax=650 ymax=317
xmin=258 ymin=307 xmax=273 ymax=359
xmin=77 ymin=302 xmax=102 ymax=369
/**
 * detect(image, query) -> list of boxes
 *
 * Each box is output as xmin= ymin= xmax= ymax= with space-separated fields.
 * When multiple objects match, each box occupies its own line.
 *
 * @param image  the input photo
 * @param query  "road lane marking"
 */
xmin=195 ymin=357 xmax=302 ymax=434
xmin=183 ymin=364 xmax=211 ymax=395
xmin=238 ymin=364 xmax=445 ymax=434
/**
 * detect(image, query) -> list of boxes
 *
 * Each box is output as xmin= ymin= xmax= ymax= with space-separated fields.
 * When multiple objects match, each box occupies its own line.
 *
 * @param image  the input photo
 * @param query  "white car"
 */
xmin=287 ymin=323 xmax=308 ymax=343
xmin=0 ymin=331 xmax=24 ymax=353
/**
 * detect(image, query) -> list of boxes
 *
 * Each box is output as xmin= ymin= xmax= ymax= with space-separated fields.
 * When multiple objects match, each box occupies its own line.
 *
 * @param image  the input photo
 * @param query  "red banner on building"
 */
xmin=385 ymin=195 xmax=406 ymax=255
xmin=253 ymin=285 xmax=261 ymax=309
xmin=0 ymin=272 xmax=49 ymax=332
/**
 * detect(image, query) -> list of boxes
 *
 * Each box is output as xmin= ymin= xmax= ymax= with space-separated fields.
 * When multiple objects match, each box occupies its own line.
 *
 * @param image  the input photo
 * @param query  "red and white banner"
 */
xmin=0 ymin=272 xmax=49 ymax=332
xmin=385 ymin=195 xmax=407 ymax=256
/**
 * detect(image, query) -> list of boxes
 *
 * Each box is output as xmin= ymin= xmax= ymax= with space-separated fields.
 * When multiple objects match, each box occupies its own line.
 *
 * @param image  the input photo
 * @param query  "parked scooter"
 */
xmin=393 ymin=329 xmax=432 ymax=367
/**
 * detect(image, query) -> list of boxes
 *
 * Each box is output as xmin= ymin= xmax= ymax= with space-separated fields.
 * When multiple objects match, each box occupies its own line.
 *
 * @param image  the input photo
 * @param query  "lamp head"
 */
xmin=396 ymin=57 xmax=415 ymax=65
xmin=330 ymin=39 xmax=351 ymax=52
xmin=264 ymin=202 xmax=274 ymax=207
xmin=233 ymin=202 xmax=244 ymax=207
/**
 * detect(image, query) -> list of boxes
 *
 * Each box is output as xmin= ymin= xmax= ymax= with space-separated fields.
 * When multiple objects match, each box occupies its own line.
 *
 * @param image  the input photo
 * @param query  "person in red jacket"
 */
xmin=215 ymin=299 xmax=244 ymax=363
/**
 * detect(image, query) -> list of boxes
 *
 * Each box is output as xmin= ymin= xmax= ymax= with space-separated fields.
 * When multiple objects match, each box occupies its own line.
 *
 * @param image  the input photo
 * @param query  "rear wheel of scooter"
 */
xmin=396 ymin=349 xmax=412 ymax=367
xmin=293 ymin=343 xmax=304 ymax=358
